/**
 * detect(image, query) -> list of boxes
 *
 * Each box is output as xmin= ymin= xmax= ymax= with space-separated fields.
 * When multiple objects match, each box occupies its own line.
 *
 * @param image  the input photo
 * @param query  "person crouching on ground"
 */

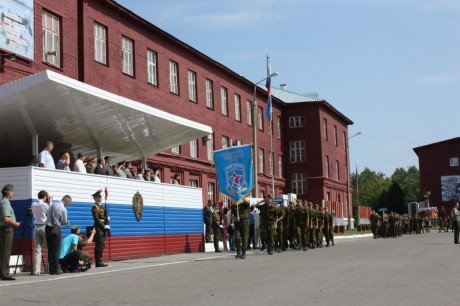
xmin=59 ymin=226 xmax=95 ymax=272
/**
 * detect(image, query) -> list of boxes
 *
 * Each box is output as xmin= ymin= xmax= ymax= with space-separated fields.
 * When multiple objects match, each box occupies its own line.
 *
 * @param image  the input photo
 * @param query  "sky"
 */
xmin=117 ymin=0 xmax=460 ymax=176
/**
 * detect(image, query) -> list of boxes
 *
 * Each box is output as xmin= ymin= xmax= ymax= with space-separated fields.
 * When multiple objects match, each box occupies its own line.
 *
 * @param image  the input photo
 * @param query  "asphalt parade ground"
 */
xmin=1 ymin=232 xmax=459 ymax=306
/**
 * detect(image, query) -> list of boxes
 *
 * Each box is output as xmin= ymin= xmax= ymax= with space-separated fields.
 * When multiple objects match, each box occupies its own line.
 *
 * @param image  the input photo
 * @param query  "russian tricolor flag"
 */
xmin=265 ymin=56 xmax=273 ymax=120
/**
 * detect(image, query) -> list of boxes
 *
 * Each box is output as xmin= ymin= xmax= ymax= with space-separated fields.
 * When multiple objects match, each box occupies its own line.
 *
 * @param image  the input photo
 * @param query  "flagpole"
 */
xmin=270 ymin=116 xmax=275 ymax=197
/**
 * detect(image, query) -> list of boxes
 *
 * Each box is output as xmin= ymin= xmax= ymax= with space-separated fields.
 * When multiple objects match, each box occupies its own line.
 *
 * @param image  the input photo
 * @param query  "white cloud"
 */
xmin=420 ymin=74 xmax=459 ymax=84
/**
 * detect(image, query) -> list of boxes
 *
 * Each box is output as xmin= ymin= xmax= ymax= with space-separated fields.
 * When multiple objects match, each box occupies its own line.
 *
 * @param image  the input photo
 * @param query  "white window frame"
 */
xmin=289 ymin=140 xmax=306 ymax=163
xmin=278 ymin=155 xmax=283 ymax=178
xmin=190 ymin=139 xmax=198 ymax=158
xmin=206 ymin=134 xmax=214 ymax=162
xmin=246 ymin=100 xmax=253 ymax=126
xmin=450 ymin=157 xmax=459 ymax=167
xmin=234 ymin=94 xmax=241 ymax=121
xmin=169 ymin=60 xmax=179 ymax=94
xmin=206 ymin=79 xmax=214 ymax=109
xmin=258 ymin=106 xmax=264 ymax=131
xmin=277 ymin=116 xmax=281 ymax=139
xmin=207 ymin=183 xmax=215 ymax=202
xmin=94 ymin=22 xmax=107 ymax=65
xmin=188 ymin=70 xmax=197 ymax=102
xmin=122 ymin=36 xmax=134 ymax=76
xmin=292 ymin=173 xmax=307 ymax=195
xmin=190 ymin=180 xmax=198 ymax=188
xmin=289 ymin=116 xmax=305 ymax=128
xmin=221 ymin=87 xmax=228 ymax=116
xmin=222 ymin=136 xmax=229 ymax=149
xmin=147 ymin=49 xmax=158 ymax=86
xmin=42 ymin=11 xmax=61 ymax=67
xmin=171 ymin=145 xmax=180 ymax=154
xmin=259 ymin=149 xmax=264 ymax=173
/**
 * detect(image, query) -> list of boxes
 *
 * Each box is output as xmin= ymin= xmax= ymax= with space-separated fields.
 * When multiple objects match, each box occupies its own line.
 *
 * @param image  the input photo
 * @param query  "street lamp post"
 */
xmin=252 ymin=72 xmax=278 ymax=198
xmin=356 ymin=162 xmax=359 ymax=206
xmin=346 ymin=131 xmax=362 ymax=230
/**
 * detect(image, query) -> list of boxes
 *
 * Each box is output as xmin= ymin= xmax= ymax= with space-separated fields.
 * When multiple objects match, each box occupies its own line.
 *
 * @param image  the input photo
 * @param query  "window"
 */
xmin=222 ymin=136 xmax=229 ymax=149
xmin=147 ymin=50 xmax=158 ymax=86
xmin=337 ymin=193 xmax=341 ymax=203
xmin=269 ymin=152 xmax=274 ymax=175
xmin=335 ymin=160 xmax=340 ymax=180
xmin=221 ymin=87 xmax=228 ymax=116
xmin=450 ymin=157 xmax=459 ymax=167
xmin=289 ymin=141 xmax=306 ymax=163
xmin=334 ymin=125 xmax=338 ymax=146
xmin=122 ymin=36 xmax=134 ymax=76
xmin=258 ymin=106 xmax=264 ymax=131
xmin=190 ymin=139 xmax=198 ymax=158
xmin=171 ymin=145 xmax=180 ymax=154
xmin=233 ymin=140 xmax=242 ymax=146
xmin=206 ymin=79 xmax=214 ymax=109
xmin=278 ymin=155 xmax=283 ymax=178
xmin=222 ymin=195 xmax=229 ymax=206
xmin=42 ymin=11 xmax=61 ymax=67
xmin=277 ymin=116 xmax=281 ymax=139
xmin=292 ymin=173 xmax=307 ymax=194
xmin=289 ymin=116 xmax=305 ymax=128
xmin=323 ymin=118 xmax=328 ymax=141
xmin=190 ymin=180 xmax=199 ymax=187
xmin=206 ymin=134 xmax=214 ymax=161
xmin=246 ymin=100 xmax=253 ymax=126
xmin=259 ymin=149 xmax=264 ymax=173
xmin=169 ymin=60 xmax=179 ymax=94
xmin=207 ymin=183 xmax=215 ymax=202
xmin=188 ymin=70 xmax=197 ymax=102
xmin=234 ymin=94 xmax=241 ymax=121
xmin=327 ymin=192 xmax=331 ymax=201
xmin=94 ymin=23 xmax=107 ymax=65
xmin=343 ymin=131 xmax=347 ymax=150
xmin=325 ymin=155 xmax=330 ymax=178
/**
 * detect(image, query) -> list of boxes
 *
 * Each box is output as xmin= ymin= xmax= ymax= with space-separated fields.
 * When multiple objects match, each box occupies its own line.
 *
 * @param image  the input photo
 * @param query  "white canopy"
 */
xmin=0 ymin=70 xmax=212 ymax=162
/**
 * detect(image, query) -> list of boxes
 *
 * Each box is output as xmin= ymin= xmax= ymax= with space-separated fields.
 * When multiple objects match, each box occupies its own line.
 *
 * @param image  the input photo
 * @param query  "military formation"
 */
xmin=369 ymin=210 xmax=433 ymax=239
xmin=230 ymin=195 xmax=335 ymax=259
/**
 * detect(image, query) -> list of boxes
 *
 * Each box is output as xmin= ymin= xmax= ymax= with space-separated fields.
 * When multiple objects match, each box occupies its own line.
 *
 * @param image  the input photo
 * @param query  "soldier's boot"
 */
xmin=241 ymin=249 xmax=246 ymax=260
xmin=277 ymin=245 xmax=282 ymax=253
xmin=331 ymin=238 xmax=335 ymax=246
xmin=235 ymin=248 xmax=241 ymax=259
xmin=267 ymin=247 xmax=273 ymax=255
xmin=302 ymin=244 xmax=308 ymax=251
xmin=260 ymin=243 xmax=266 ymax=251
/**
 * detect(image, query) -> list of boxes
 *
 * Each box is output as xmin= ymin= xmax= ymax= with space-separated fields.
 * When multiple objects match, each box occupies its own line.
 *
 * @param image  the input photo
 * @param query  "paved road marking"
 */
xmin=0 ymin=253 xmax=237 ymax=288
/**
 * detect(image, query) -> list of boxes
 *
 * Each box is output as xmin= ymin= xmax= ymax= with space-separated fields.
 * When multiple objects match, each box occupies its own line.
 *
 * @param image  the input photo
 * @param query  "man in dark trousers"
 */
xmin=91 ymin=190 xmax=110 ymax=267
xmin=0 ymin=184 xmax=21 ymax=281
xmin=203 ymin=200 xmax=213 ymax=243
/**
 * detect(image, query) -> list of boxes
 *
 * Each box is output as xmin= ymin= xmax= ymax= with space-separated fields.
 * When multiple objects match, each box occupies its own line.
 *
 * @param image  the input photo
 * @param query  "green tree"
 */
xmin=377 ymin=181 xmax=406 ymax=214
xmin=390 ymin=166 xmax=420 ymax=205
xmin=351 ymin=167 xmax=391 ymax=210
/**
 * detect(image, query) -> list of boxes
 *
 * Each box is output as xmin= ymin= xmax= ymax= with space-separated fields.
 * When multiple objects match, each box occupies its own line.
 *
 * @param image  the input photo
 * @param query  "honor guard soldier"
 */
xmin=256 ymin=195 xmax=277 ymax=255
xmin=231 ymin=199 xmax=250 ymax=259
xmin=91 ymin=190 xmax=110 ymax=267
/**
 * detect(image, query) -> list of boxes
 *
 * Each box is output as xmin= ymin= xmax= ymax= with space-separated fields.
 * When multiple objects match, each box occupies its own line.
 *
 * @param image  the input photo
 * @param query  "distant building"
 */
xmin=413 ymin=137 xmax=460 ymax=211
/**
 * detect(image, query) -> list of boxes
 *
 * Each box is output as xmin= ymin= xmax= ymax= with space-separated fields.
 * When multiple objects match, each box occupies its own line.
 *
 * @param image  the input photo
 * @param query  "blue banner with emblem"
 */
xmin=214 ymin=145 xmax=253 ymax=202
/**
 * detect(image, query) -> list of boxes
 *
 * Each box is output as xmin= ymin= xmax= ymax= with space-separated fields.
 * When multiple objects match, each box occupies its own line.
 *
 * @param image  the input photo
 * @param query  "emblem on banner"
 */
xmin=226 ymin=164 xmax=247 ymax=195
xmin=132 ymin=191 xmax=144 ymax=222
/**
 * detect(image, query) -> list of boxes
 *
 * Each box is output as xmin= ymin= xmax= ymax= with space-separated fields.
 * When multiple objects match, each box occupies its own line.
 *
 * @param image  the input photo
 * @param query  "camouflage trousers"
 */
xmin=315 ymin=227 xmax=323 ymax=245
xmin=275 ymin=224 xmax=284 ymax=249
xmin=234 ymin=220 xmax=249 ymax=252
xmin=261 ymin=223 xmax=275 ymax=248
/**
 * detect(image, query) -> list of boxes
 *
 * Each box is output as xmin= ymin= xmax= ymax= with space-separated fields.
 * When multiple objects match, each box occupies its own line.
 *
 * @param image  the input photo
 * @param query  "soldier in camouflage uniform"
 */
xmin=91 ymin=190 xmax=109 ymax=267
xmin=293 ymin=200 xmax=303 ymax=250
xmin=315 ymin=204 xmax=324 ymax=248
xmin=212 ymin=203 xmax=223 ymax=252
xmin=274 ymin=203 xmax=285 ymax=253
xmin=231 ymin=199 xmax=250 ymax=259
xmin=288 ymin=202 xmax=297 ymax=249
xmin=256 ymin=195 xmax=277 ymax=255
xmin=282 ymin=202 xmax=290 ymax=251
xmin=308 ymin=202 xmax=317 ymax=249
xmin=370 ymin=210 xmax=378 ymax=239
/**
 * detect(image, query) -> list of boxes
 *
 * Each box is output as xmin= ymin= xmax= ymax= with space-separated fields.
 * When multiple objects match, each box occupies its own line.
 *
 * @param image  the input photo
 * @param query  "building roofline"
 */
xmin=413 ymin=137 xmax=460 ymax=155
xmin=104 ymin=0 xmax=283 ymax=107
xmin=285 ymin=99 xmax=353 ymax=125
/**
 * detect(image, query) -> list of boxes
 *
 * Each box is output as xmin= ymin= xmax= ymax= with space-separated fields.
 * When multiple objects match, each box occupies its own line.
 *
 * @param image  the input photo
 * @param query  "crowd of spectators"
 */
xmin=31 ymin=141 xmax=181 ymax=184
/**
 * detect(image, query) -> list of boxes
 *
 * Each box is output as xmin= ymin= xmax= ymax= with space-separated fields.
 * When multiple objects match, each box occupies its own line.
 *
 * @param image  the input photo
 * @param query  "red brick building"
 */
xmin=413 ymin=137 xmax=460 ymax=211
xmin=0 ymin=0 xmax=353 ymax=210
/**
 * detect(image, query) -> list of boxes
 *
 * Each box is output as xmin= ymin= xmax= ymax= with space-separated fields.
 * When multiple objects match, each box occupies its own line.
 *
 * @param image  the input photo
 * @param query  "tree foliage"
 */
xmin=351 ymin=166 xmax=420 ymax=215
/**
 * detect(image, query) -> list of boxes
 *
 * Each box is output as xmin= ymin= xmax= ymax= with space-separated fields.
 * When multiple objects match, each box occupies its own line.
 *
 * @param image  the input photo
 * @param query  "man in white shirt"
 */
xmin=73 ymin=152 xmax=87 ymax=173
xmin=31 ymin=190 xmax=50 ymax=275
xmin=152 ymin=167 xmax=161 ymax=183
xmin=38 ymin=141 xmax=55 ymax=170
